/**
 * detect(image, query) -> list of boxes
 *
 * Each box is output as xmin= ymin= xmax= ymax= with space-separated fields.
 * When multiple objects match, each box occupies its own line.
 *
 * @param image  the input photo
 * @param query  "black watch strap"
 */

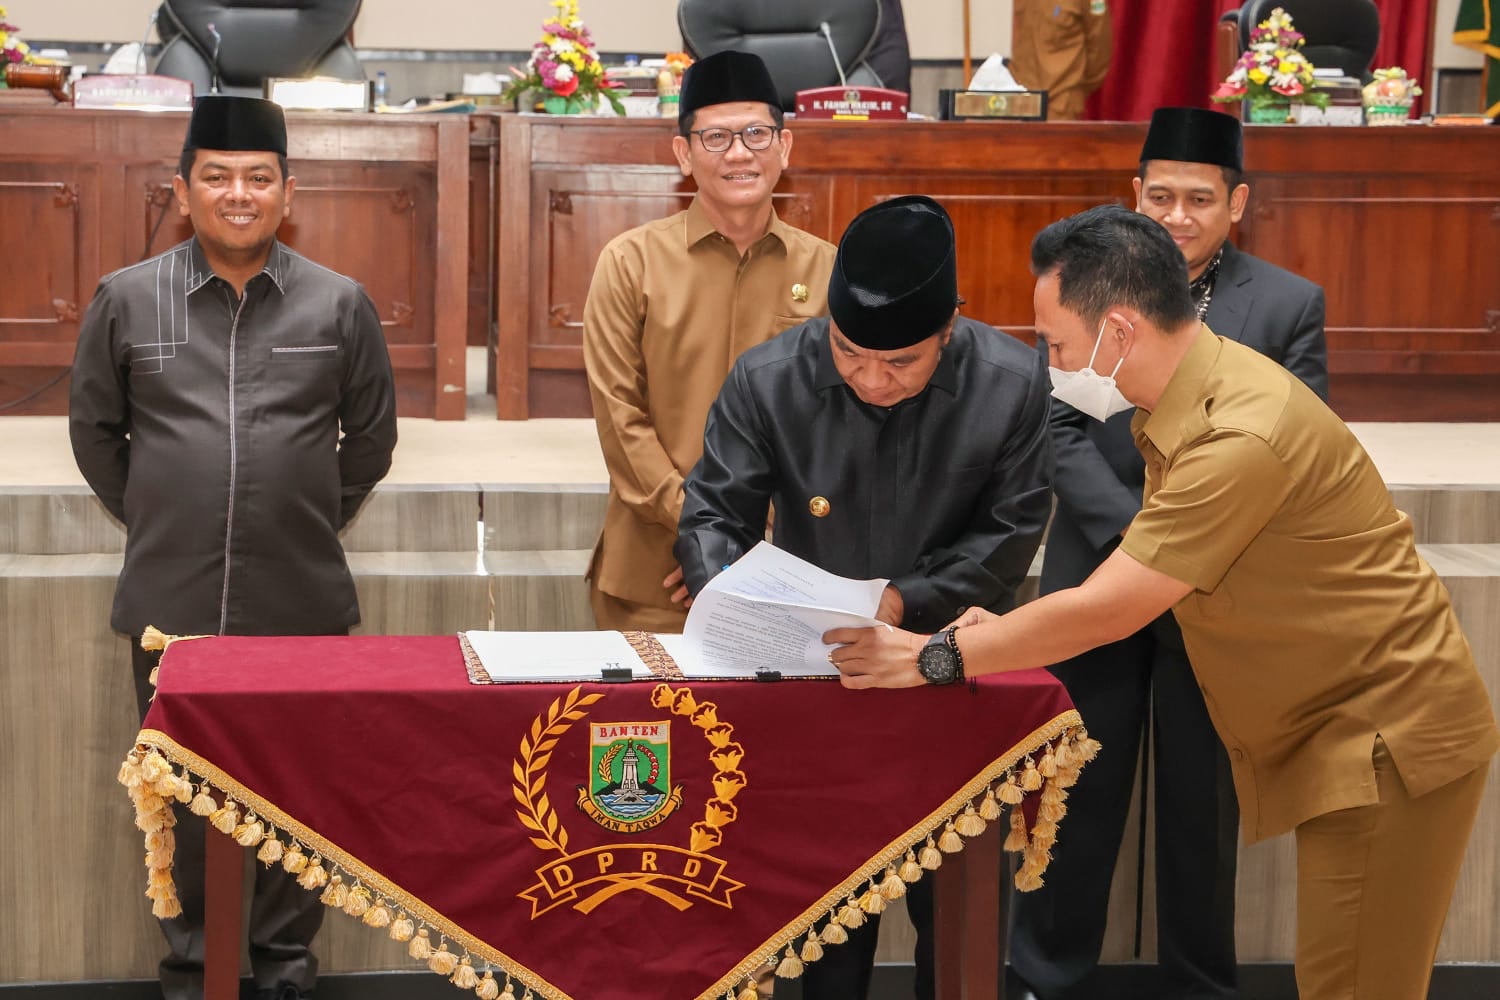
xmin=944 ymin=625 xmax=966 ymax=682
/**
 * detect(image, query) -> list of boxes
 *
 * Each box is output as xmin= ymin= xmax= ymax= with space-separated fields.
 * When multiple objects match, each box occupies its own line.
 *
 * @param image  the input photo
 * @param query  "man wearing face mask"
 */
xmin=825 ymin=204 xmax=1497 ymax=1000
xmin=1007 ymin=107 xmax=1327 ymax=1000
xmin=674 ymin=195 xmax=1052 ymax=1000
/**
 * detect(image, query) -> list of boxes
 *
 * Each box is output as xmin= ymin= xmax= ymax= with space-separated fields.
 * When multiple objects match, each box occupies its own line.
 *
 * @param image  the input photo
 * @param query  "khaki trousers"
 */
xmin=589 ymin=582 xmax=687 ymax=633
xmin=1294 ymin=737 xmax=1488 ymax=1000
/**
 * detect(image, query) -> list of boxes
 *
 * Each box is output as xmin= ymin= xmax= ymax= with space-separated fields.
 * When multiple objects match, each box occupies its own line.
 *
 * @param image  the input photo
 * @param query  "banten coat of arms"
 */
xmin=580 ymin=722 xmax=682 ymax=833
xmin=515 ymin=685 xmax=745 ymax=918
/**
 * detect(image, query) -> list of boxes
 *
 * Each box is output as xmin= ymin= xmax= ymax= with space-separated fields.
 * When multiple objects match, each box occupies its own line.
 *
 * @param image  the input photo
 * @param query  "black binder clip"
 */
xmin=754 ymin=669 xmax=783 ymax=682
xmin=601 ymin=665 xmax=635 ymax=683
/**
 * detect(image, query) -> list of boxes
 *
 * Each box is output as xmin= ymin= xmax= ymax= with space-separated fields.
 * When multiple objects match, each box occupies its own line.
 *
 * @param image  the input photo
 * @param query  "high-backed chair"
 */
xmin=154 ymin=0 xmax=364 ymax=98
xmin=1223 ymin=0 xmax=1381 ymax=82
xmin=677 ymin=0 xmax=884 ymax=110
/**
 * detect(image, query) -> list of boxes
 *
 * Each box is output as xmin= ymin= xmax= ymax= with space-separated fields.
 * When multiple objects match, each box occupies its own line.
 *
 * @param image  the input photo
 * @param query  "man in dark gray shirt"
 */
xmin=69 ymin=96 xmax=396 ymax=1000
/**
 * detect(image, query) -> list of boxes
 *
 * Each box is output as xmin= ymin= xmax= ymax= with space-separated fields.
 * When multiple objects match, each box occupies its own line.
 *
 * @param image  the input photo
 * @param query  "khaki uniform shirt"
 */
xmin=1120 ymin=331 xmax=1499 ymax=843
xmin=1010 ymin=0 xmax=1113 ymax=120
xmin=583 ymin=197 xmax=836 ymax=610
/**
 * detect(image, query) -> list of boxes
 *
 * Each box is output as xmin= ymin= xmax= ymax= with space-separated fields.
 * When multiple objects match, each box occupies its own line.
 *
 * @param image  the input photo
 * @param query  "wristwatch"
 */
xmin=917 ymin=626 xmax=965 ymax=685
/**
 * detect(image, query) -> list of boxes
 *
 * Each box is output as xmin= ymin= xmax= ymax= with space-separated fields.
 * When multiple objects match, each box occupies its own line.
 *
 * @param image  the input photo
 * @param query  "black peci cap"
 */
xmin=1139 ymin=106 xmax=1243 ymax=173
xmin=828 ymin=195 xmax=959 ymax=351
xmin=183 ymin=95 xmax=287 ymax=157
xmin=678 ymin=50 xmax=780 ymax=121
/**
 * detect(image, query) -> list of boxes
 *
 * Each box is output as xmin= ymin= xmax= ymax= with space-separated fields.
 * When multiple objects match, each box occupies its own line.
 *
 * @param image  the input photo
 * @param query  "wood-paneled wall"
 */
xmin=492 ymin=115 xmax=1500 ymax=421
xmin=0 ymin=107 xmax=469 ymax=419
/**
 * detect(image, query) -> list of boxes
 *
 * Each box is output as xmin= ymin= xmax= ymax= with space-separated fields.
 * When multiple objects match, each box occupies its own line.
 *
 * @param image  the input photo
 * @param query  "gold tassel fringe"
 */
xmin=954 ymin=802 xmax=986 ymax=838
xmin=257 ymin=833 xmax=284 ymax=867
xmin=775 ymin=944 xmax=805 ymax=979
xmin=452 ymin=956 xmax=480 ymax=989
xmin=878 ymin=865 xmax=907 ymax=900
xmin=428 ymin=942 xmax=460 ymax=977
xmin=476 ymin=971 xmax=501 ymax=999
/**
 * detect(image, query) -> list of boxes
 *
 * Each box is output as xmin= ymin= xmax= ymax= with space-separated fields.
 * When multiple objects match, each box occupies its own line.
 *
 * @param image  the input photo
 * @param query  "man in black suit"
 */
xmin=1008 ymin=106 xmax=1327 ymax=1000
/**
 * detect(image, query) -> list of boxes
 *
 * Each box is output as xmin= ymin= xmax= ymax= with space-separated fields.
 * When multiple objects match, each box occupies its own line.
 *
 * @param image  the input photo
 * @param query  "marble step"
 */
xmin=4 ymin=482 xmax=1497 ymax=556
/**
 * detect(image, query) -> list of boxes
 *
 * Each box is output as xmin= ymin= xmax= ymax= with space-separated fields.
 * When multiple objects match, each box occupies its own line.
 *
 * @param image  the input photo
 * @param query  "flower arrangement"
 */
xmin=1212 ymin=7 xmax=1330 ymax=121
xmin=1 ymin=5 xmax=41 ymax=68
xmin=501 ymin=0 xmax=624 ymax=115
xmin=1362 ymin=67 xmax=1422 ymax=125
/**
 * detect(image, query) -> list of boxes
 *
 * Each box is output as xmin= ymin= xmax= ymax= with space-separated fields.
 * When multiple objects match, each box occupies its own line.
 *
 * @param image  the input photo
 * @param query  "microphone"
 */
xmin=206 ymin=21 xmax=223 ymax=94
xmin=137 ymin=7 xmax=159 ymax=75
xmin=819 ymin=22 xmax=848 ymax=87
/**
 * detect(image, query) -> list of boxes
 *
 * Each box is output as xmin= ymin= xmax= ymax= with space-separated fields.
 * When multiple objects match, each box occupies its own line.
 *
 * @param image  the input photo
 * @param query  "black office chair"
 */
xmin=678 ymin=0 xmax=885 ymax=110
xmin=154 ymin=0 xmax=365 ymax=98
xmin=1223 ymin=0 xmax=1381 ymax=81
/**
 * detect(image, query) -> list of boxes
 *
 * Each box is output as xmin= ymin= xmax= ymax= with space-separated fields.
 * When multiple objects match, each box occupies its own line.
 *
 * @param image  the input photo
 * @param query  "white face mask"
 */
xmin=1048 ymin=320 xmax=1133 ymax=422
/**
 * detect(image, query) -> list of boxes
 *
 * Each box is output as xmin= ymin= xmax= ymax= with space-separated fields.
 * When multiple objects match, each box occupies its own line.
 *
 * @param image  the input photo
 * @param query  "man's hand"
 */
xmin=944 ymin=606 xmax=998 ymax=629
xmin=822 ymin=625 xmax=926 ymax=690
xmin=875 ymin=585 xmax=905 ymax=626
xmin=663 ymin=566 xmax=693 ymax=608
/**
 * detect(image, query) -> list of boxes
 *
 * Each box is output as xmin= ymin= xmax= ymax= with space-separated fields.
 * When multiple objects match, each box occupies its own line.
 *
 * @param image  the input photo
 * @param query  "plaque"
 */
xmin=72 ymin=74 xmax=193 ymax=111
xmin=939 ymin=89 xmax=1048 ymax=122
xmin=794 ymin=86 xmax=908 ymax=121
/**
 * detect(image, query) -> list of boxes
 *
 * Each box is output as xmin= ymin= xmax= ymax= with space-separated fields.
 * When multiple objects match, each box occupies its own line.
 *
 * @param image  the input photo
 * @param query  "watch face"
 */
xmin=918 ymin=643 xmax=957 ymax=685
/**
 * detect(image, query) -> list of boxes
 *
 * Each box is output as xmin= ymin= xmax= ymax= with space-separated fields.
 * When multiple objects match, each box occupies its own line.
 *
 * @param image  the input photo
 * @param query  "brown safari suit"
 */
xmin=1010 ymin=0 xmax=1113 ymax=120
xmin=583 ymin=197 xmax=835 ymax=631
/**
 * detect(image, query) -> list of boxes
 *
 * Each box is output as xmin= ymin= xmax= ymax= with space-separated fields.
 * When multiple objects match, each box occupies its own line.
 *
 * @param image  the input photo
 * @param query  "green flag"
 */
xmin=1455 ymin=0 xmax=1500 ymax=115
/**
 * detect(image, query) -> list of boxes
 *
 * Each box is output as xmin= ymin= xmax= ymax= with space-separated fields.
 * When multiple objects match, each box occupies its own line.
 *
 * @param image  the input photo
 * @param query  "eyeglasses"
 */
xmin=690 ymin=125 xmax=782 ymax=153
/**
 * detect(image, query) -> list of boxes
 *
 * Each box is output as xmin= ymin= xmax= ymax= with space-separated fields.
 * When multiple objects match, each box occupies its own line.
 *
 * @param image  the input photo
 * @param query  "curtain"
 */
xmin=1084 ymin=1 xmax=1228 ymax=121
xmin=1372 ymin=0 xmax=1434 ymax=116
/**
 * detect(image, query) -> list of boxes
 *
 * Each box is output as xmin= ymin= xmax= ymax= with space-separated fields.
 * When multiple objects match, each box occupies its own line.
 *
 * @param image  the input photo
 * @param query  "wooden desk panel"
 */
xmin=0 ymin=108 xmax=468 ymax=419
xmin=493 ymin=116 xmax=1500 ymax=421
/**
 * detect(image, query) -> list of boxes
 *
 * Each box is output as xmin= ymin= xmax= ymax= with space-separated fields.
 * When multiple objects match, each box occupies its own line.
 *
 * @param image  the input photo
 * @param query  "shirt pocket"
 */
xmin=269 ymin=343 xmax=341 ymax=363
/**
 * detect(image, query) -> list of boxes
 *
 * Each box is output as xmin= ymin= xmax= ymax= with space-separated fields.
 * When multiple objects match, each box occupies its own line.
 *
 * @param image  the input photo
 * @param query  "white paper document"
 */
xmin=462 ymin=543 xmax=888 ymax=681
xmin=678 ymin=541 xmax=888 ymax=677
xmin=462 ymin=630 xmax=655 ymax=683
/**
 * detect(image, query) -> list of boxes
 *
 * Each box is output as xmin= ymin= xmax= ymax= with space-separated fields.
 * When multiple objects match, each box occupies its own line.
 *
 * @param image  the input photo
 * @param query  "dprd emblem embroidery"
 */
xmin=515 ymin=685 xmax=745 ymax=918
xmin=579 ymin=721 xmax=682 ymax=833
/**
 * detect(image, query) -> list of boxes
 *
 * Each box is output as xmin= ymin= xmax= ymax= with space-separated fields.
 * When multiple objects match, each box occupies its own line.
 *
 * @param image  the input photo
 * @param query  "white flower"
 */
xmin=551 ymin=38 xmax=574 ymax=54
xmin=554 ymin=63 xmax=574 ymax=82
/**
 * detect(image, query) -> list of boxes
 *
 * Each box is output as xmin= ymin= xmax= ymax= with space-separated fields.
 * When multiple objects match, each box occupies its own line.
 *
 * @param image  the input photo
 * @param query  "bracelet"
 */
xmin=944 ymin=625 xmax=965 ymax=682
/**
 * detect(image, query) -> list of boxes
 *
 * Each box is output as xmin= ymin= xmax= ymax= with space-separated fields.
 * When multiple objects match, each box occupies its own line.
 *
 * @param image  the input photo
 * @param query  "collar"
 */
xmin=1133 ymin=325 xmax=1221 ymax=459
xmin=814 ymin=319 xmax=962 ymax=398
xmin=684 ymin=196 xmax=787 ymax=253
xmin=186 ymin=237 xmax=288 ymax=296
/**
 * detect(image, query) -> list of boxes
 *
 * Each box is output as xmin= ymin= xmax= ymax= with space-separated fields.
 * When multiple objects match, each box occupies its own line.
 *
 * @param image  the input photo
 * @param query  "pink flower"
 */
xmin=1213 ymin=81 xmax=1247 ymax=99
xmin=1271 ymin=80 xmax=1303 ymax=97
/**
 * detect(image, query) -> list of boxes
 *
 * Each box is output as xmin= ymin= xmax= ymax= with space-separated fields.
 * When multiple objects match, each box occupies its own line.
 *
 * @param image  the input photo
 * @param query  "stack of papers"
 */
xmin=463 ymin=543 xmax=888 ymax=682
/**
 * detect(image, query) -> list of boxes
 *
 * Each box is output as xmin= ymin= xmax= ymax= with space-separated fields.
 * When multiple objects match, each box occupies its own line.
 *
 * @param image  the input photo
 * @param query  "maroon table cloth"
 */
xmin=121 ymin=635 xmax=1091 ymax=1000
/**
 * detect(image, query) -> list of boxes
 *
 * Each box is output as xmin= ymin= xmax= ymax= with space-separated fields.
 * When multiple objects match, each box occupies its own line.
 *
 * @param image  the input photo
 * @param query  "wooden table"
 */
xmin=491 ymin=115 xmax=1500 ymax=422
xmin=0 ymin=107 xmax=469 ymax=418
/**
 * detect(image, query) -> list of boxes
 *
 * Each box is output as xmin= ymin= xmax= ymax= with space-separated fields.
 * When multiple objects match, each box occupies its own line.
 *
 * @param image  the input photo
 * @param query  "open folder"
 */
xmin=461 ymin=542 xmax=888 ymax=682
